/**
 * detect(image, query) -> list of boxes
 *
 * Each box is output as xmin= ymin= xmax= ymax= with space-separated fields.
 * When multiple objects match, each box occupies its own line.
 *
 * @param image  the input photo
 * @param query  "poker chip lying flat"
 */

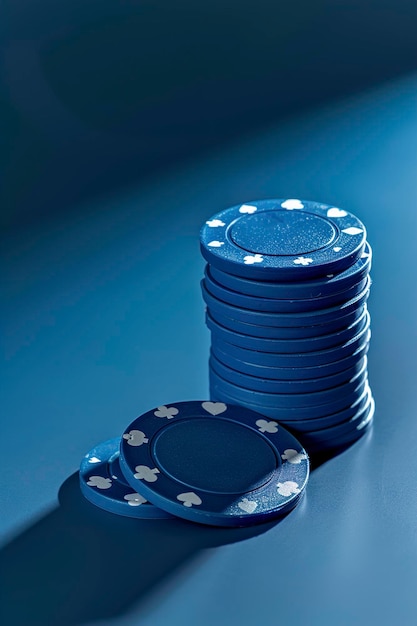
xmin=209 ymin=351 xmax=368 ymax=394
xmin=211 ymin=338 xmax=370 ymax=380
xmin=204 ymin=265 xmax=369 ymax=313
xmin=206 ymin=309 xmax=369 ymax=354
xmin=208 ymin=305 xmax=368 ymax=339
xmin=79 ymin=438 xmax=173 ymax=519
xmin=209 ymin=366 xmax=368 ymax=414
xmin=200 ymin=199 xmax=366 ymax=280
xmin=281 ymin=385 xmax=372 ymax=431
xmin=209 ymin=242 xmax=372 ymax=300
xmin=299 ymin=395 xmax=375 ymax=444
xmin=119 ymin=401 xmax=309 ymax=527
xmin=210 ymin=321 xmax=371 ymax=369
xmin=201 ymin=276 xmax=371 ymax=327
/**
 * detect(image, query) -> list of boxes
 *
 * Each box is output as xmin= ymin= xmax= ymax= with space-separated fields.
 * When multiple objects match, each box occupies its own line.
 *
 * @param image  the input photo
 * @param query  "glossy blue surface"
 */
xmin=1 ymin=75 xmax=417 ymax=625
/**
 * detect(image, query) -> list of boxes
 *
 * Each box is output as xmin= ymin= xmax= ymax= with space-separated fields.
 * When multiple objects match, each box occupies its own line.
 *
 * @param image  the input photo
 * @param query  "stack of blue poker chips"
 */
xmin=79 ymin=401 xmax=310 ymax=527
xmin=200 ymin=198 xmax=374 ymax=454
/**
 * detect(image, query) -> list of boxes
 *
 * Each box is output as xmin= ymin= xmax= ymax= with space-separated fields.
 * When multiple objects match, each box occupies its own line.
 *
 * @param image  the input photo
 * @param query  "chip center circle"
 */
xmin=229 ymin=210 xmax=337 ymax=256
xmin=152 ymin=418 xmax=278 ymax=495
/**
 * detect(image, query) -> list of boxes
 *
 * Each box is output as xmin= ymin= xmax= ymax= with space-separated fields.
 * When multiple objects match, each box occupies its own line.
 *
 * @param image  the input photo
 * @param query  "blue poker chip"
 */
xmin=300 ymin=394 xmax=375 ymax=444
xmin=204 ymin=265 xmax=369 ymax=313
xmin=211 ymin=340 xmax=370 ymax=381
xmin=206 ymin=309 xmax=369 ymax=354
xmin=119 ymin=401 xmax=309 ymax=527
xmin=209 ymin=242 xmax=372 ymax=300
xmin=211 ymin=381 xmax=371 ymax=425
xmin=201 ymin=276 xmax=371 ymax=327
xmin=281 ymin=385 xmax=372 ymax=431
xmin=306 ymin=407 xmax=374 ymax=454
xmin=209 ymin=317 xmax=371 ymax=369
xmin=208 ymin=305 xmax=368 ymax=339
xmin=79 ymin=438 xmax=173 ymax=519
xmin=200 ymin=199 xmax=367 ymax=280
xmin=209 ymin=351 xmax=368 ymax=394
xmin=209 ymin=365 xmax=368 ymax=411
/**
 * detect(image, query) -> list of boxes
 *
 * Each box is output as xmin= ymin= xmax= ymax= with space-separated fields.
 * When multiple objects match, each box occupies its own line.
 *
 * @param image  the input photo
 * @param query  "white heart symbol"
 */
xmin=208 ymin=240 xmax=224 ymax=247
xmin=202 ymin=401 xmax=227 ymax=416
xmin=177 ymin=492 xmax=202 ymax=507
xmin=238 ymin=498 xmax=258 ymax=513
xmin=342 ymin=227 xmax=363 ymax=236
xmin=281 ymin=199 xmax=304 ymax=210
xmin=327 ymin=207 xmax=347 ymax=218
xmin=239 ymin=204 xmax=257 ymax=214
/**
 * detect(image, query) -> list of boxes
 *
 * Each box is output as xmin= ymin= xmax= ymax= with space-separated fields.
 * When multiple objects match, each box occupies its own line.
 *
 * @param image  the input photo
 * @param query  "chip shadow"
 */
xmin=0 ymin=473 xmax=280 ymax=625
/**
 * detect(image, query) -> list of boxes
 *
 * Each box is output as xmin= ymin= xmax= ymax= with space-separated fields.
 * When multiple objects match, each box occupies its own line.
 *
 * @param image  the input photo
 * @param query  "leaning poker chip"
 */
xmin=211 ymin=340 xmax=370 ymax=381
xmin=79 ymin=438 xmax=173 ymax=519
xmin=201 ymin=276 xmax=371 ymax=327
xmin=204 ymin=265 xmax=369 ymax=313
xmin=205 ymin=309 xmax=369 ymax=354
xmin=119 ymin=401 xmax=309 ymax=527
xmin=209 ymin=242 xmax=372 ymax=300
xmin=209 ymin=366 xmax=368 ymax=411
xmin=209 ymin=351 xmax=368 ymax=394
xmin=200 ymin=199 xmax=366 ymax=280
xmin=208 ymin=306 xmax=369 ymax=339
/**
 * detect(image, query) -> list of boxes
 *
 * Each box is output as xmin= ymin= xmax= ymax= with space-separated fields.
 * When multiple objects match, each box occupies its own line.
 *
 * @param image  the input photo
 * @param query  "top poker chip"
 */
xmin=119 ymin=401 xmax=309 ymax=527
xmin=200 ymin=199 xmax=366 ymax=280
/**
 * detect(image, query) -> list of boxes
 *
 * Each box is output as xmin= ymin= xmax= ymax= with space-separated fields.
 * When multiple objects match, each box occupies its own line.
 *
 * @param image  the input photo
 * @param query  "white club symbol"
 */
xmin=133 ymin=465 xmax=160 ymax=482
xmin=206 ymin=219 xmax=225 ymax=227
xmin=207 ymin=240 xmax=225 ymax=248
xmin=281 ymin=199 xmax=304 ymax=210
xmin=154 ymin=405 xmax=179 ymax=419
xmin=327 ymin=207 xmax=347 ymax=218
xmin=202 ymin=401 xmax=227 ymax=415
xmin=281 ymin=449 xmax=308 ymax=464
xmin=244 ymin=254 xmax=263 ymax=265
xmin=87 ymin=476 xmax=112 ymax=490
xmin=256 ymin=419 xmax=278 ymax=434
xmin=333 ymin=247 xmax=342 ymax=252
xmin=239 ymin=204 xmax=257 ymax=214
xmin=123 ymin=430 xmax=149 ymax=447
xmin=277 ymin=481 xmax=301 ymax=497
xmin=293 ymin=257 xmax=313 ymax=266
xmin=124 ymin=493 xmax=148 ymax=506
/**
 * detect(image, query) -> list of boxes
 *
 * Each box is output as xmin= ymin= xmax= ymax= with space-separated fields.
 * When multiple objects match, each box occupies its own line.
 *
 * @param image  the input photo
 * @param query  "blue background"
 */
xmin=1 ymin=2 xmax=417 ymax=625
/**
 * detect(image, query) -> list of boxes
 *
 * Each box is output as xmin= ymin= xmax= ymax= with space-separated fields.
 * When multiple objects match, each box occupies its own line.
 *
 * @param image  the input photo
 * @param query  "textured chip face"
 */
xmin=200 ymin=199 xmax=366 ymax=280
xmin=119 ymin=401 xmax=309 ymax=527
